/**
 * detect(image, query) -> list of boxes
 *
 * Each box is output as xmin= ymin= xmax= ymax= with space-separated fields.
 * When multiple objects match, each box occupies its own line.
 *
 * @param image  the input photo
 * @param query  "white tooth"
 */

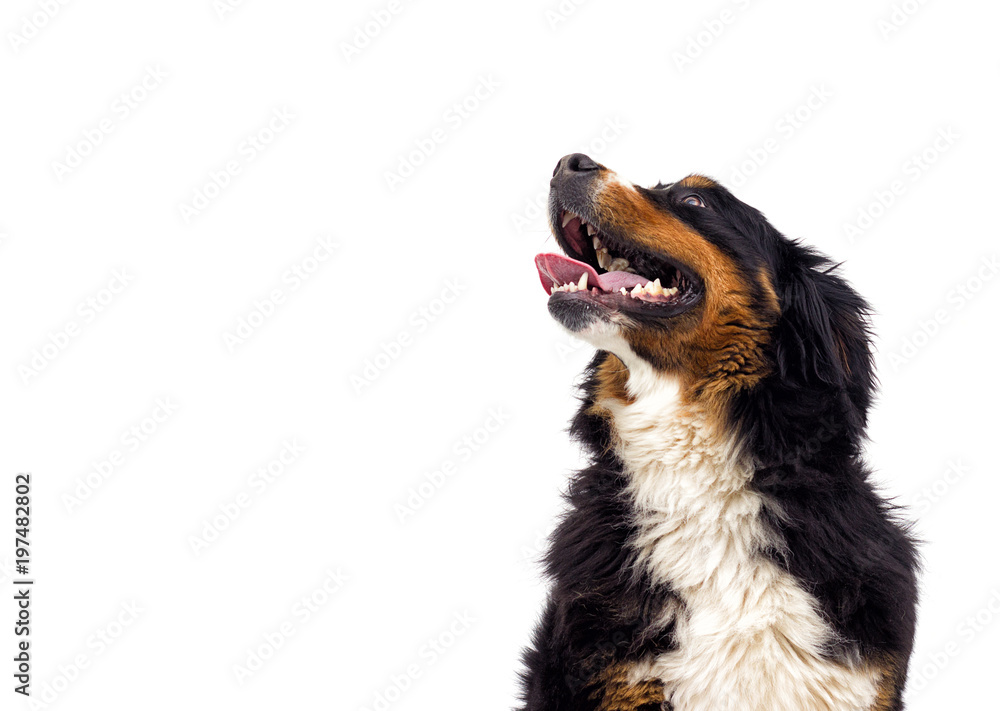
xmin=592 ymin=236 xmax=603 ymax=250
xmin=569 ymin=283 xmax=578 ymax=292
xmin=648 ymin=278 xmax=663 ymax=295
xmin=561 ymin=212 xmax=576 ymax=228
xmin=586 ymin=223 xmax=597 ymax=236
xmin=664 ymin=286 xmax=678 ymax=296
xmin=609 ymin=258 xmax=630 ymax=272
xmin=550 ymin=286 xmax=556 ymax=294
xmin=578 ymin=272 xmax=589 ymax=290
xmin=619 ymin=287 xmax=627 ymax=295
xmin=630 ymin=284 xmax=643 ymax=297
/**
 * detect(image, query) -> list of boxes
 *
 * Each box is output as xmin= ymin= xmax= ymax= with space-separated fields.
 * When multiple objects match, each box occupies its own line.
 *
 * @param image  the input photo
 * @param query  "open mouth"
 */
xmin=535 ymin=208 xmax=702 ymax=317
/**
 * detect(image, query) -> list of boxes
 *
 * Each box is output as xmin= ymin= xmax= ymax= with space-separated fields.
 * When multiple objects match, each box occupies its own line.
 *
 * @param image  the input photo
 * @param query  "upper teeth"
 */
xmin=590 ymin=232 xmax=633 ymax=273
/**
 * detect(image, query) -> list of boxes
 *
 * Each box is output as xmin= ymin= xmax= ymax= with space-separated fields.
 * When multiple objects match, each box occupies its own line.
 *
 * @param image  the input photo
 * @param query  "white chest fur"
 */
xmin=599 ymin=367 xmax=881 ymax=711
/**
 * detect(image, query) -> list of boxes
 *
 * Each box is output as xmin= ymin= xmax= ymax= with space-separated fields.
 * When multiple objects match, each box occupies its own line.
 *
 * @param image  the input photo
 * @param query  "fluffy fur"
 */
xmin=520 ymin=155 xmax=918 ymax=711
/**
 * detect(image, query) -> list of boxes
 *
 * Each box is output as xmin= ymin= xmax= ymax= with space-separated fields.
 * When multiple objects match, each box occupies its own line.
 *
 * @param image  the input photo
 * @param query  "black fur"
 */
xmin=520 ymin=366 xmax=678 ymax=711
xmin=520 ymin=174 xmax=919 ymax=710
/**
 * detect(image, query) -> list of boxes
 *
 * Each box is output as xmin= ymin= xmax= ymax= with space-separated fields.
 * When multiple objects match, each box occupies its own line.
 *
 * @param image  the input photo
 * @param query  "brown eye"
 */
xmin=683 ymin=195 xmax=705 ymax=207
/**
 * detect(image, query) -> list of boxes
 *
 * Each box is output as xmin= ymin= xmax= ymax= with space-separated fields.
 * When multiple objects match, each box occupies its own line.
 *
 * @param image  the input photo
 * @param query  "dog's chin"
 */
xmin=547 ymin=291 xmax=617 ymax=333
xmin=548 ymin=296 xmax=633 ymax=355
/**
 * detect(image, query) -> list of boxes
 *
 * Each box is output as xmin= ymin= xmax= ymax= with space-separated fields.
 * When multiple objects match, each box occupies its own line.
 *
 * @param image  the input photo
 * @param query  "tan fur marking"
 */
xmin=590 ymin=662 xmax=665 ymax=711
xmin=678 ymin=174 xmax=717 ymax=189
xmin=584 ymin=353 xmax=633 ymax=456
xmin=588 ymin=353 xmax=635 ymax=414
xmin=758 ymin=265 xmax=780 ymax=313
xmin=870 ymin=657 xmax=901 ymax=711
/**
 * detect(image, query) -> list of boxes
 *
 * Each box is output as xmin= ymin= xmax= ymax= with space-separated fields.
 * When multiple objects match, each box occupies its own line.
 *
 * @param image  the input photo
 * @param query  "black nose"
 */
xmin=552 ymin=153 xmax=601 ymax=178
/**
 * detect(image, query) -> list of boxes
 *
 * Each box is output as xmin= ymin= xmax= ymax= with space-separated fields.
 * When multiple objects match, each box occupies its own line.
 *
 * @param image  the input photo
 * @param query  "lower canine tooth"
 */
xmin=578 ymin=272 xmax=589 ymax=290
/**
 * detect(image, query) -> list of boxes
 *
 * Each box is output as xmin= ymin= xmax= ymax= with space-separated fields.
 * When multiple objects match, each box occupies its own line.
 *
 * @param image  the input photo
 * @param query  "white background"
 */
xmin=2 ymin=0 xmax=998 ymax=709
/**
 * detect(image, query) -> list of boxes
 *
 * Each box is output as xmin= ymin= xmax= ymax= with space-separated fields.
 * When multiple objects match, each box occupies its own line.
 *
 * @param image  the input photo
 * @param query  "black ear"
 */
xmin=774 ymin=255 xmax=876 ymax=424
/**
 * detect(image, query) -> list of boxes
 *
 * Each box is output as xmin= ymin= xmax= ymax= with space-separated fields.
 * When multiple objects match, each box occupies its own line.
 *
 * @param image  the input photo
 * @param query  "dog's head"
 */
xmin=535 ymin=154 xmax=874 ymax=435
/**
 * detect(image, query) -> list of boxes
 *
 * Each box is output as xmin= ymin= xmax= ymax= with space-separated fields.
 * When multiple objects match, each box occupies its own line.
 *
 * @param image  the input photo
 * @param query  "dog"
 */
xmin=520 ymin=154 xmax=919 ymax=711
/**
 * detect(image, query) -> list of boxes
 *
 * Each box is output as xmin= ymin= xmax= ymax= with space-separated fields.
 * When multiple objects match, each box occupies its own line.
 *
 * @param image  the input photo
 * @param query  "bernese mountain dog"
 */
xmin=520 ymin=154 xmax=919 ymax=711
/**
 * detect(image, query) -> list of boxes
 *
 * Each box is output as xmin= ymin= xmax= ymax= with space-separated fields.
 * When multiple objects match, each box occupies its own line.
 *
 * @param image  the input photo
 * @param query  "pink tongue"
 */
xmin=535 ymin=253 xmax=649 ymax=294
